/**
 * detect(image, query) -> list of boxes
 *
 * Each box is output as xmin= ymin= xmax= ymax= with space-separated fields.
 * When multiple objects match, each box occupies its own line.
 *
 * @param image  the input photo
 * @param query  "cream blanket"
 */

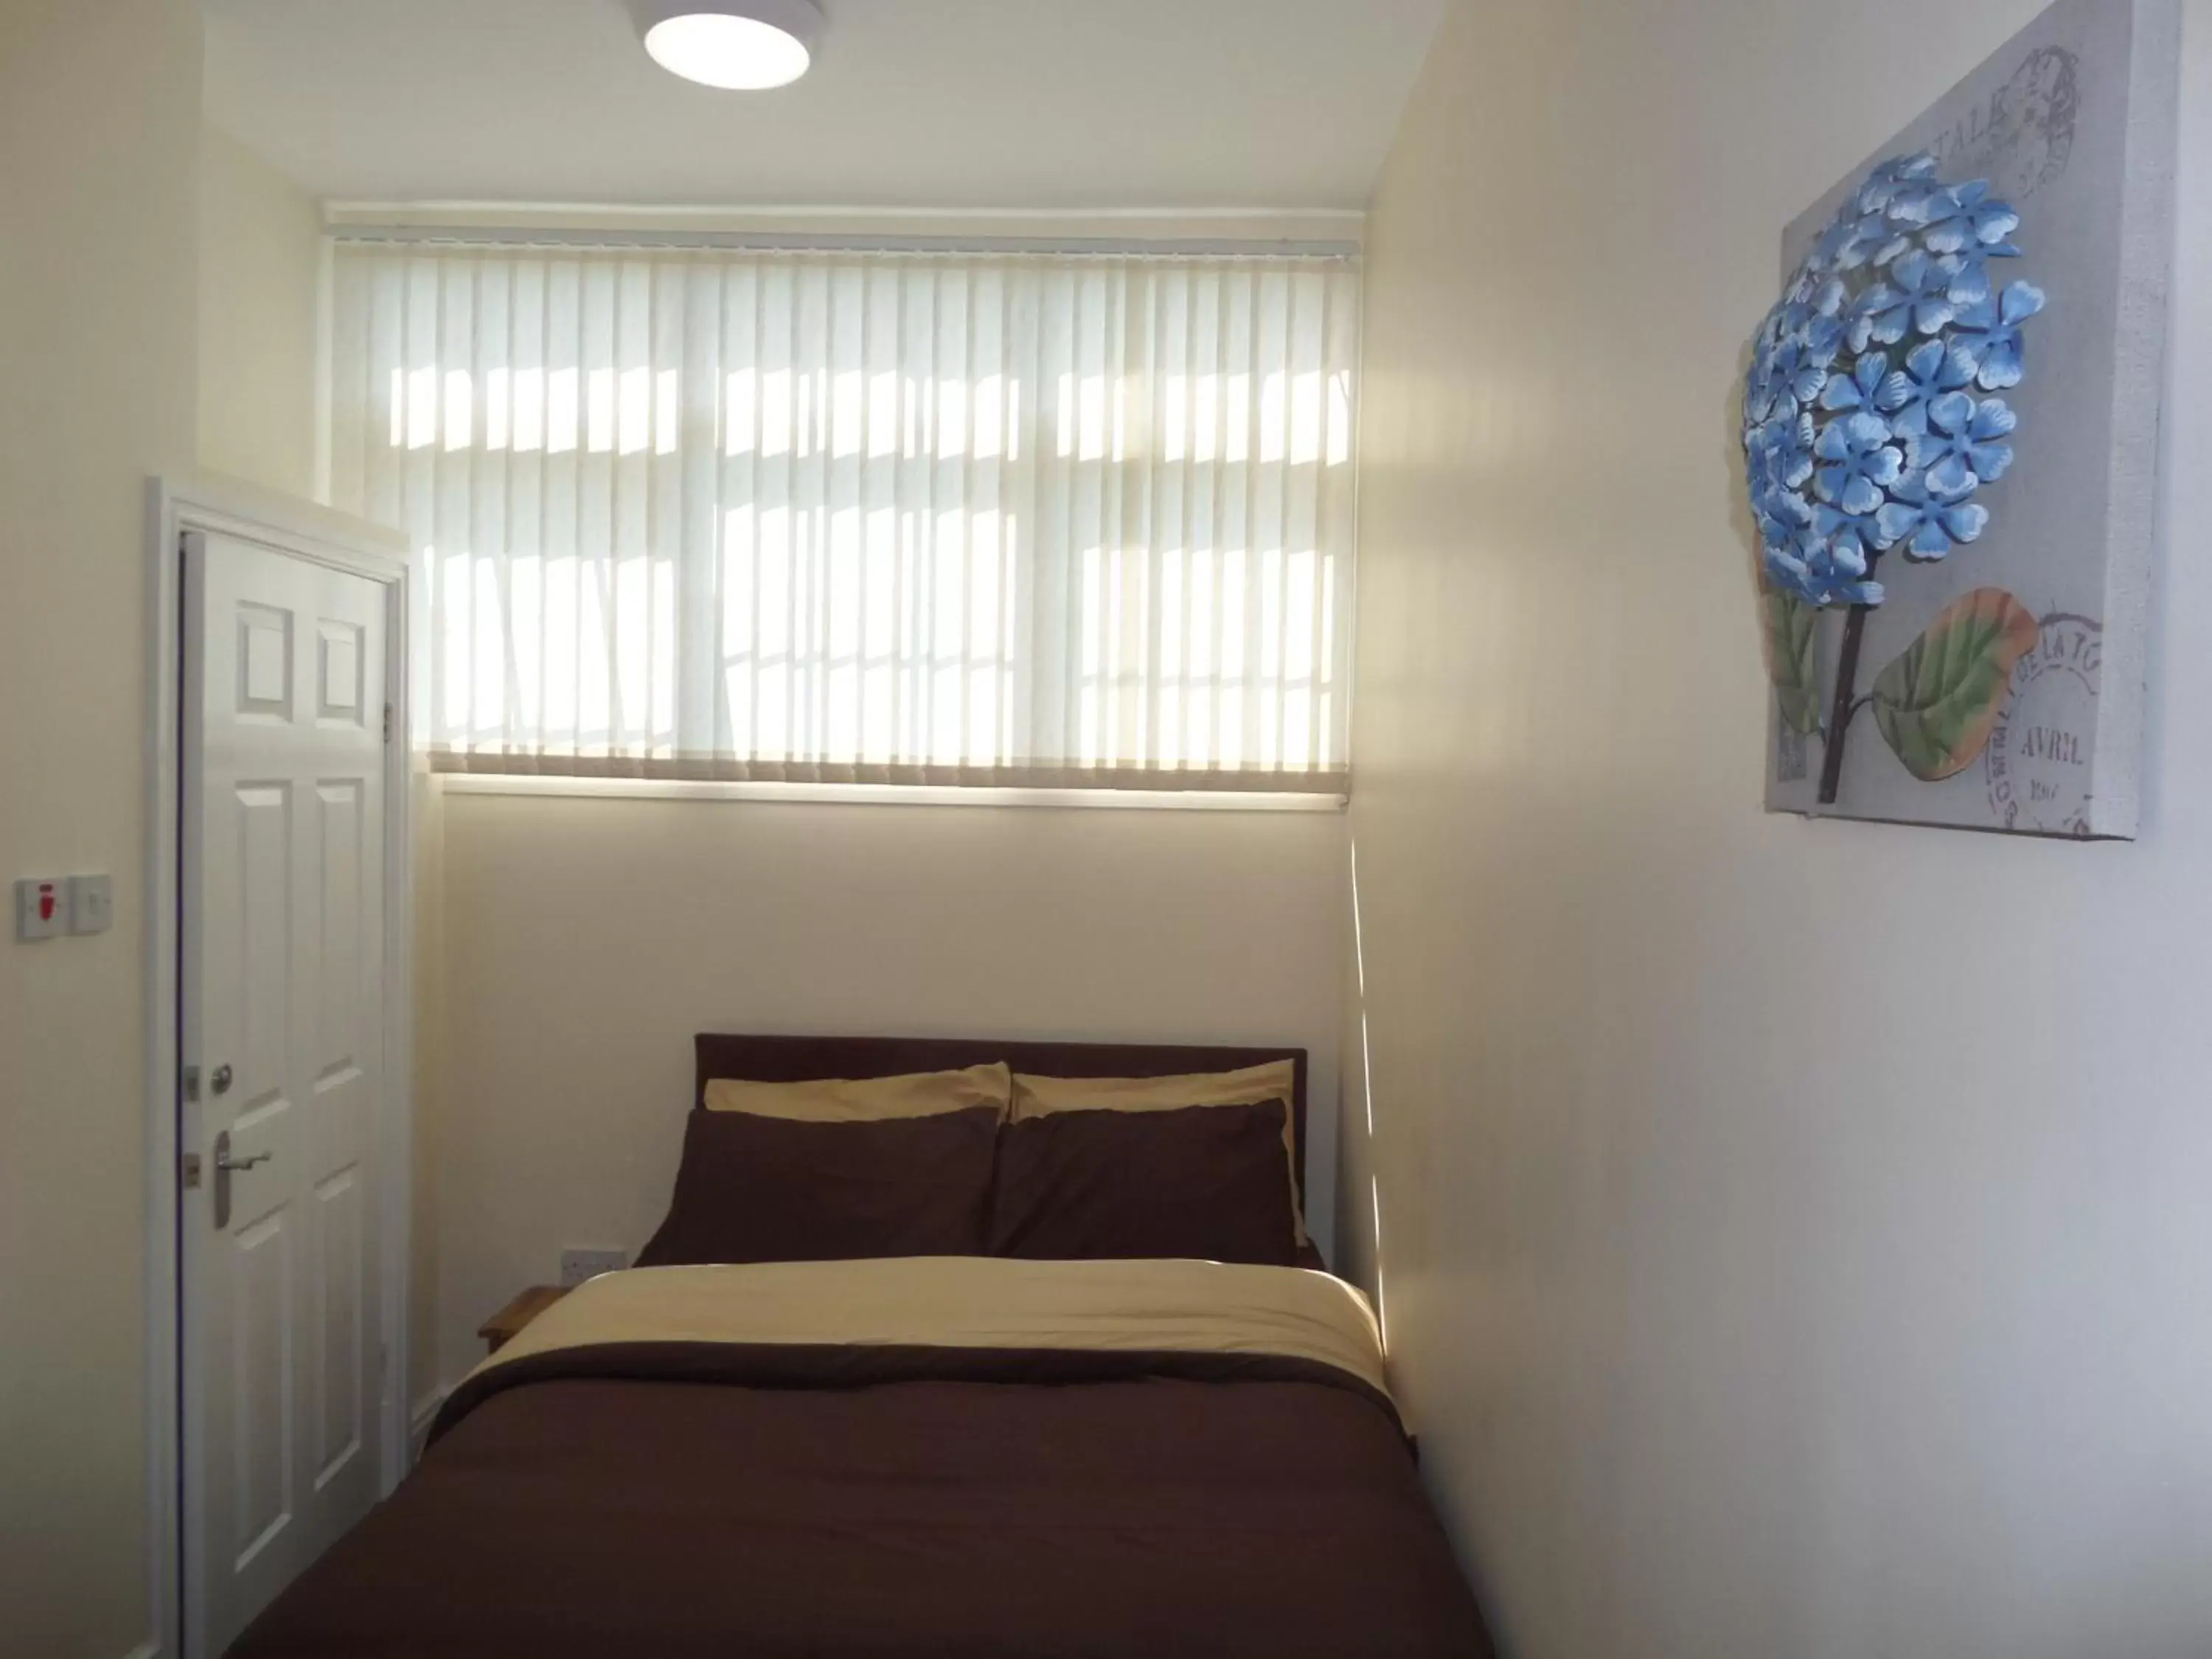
xmin=470 ymin=1256 xmax=1391 ymax=1410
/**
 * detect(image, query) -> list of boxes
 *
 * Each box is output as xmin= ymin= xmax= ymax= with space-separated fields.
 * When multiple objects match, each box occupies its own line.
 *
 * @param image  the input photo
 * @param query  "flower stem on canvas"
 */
xmin=1818 ymin=601 xmax=1874 ymax=804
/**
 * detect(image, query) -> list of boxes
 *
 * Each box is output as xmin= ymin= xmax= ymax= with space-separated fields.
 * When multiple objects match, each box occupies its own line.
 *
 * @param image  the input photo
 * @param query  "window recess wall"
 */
xmin=328 ymin=237 xmax=1361 ymax=796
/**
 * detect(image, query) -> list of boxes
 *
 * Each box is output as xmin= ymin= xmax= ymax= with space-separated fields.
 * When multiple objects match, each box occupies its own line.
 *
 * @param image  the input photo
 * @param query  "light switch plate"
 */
xmin=15 ymin=878 xmax=64 ymax=942
xmin=559 ymin=1248 xmax=630 ymax=1288
xmin=67 ymin=874 xmax=113 ymax=936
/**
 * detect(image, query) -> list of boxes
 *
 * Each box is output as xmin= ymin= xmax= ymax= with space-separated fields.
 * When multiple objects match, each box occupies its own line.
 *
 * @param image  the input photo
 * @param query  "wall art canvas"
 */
xmin=1745 ymin=0 xmax=2178 ymax=838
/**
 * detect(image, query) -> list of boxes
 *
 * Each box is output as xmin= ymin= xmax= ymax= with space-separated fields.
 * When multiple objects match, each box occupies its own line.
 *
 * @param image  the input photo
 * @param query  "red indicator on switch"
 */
xmin=16 ymin=878 xmax=66 ymax=942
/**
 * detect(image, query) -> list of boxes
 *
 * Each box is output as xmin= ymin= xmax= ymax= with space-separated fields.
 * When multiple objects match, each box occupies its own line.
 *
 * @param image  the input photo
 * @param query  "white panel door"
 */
xmin=182 ymin=529 xmax=389 ymax=1657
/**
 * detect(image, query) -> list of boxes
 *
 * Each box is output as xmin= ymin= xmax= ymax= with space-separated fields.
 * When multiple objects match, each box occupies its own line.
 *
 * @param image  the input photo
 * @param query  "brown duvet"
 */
xmin=230 ymin=1263 xmax=1493 ymax=1659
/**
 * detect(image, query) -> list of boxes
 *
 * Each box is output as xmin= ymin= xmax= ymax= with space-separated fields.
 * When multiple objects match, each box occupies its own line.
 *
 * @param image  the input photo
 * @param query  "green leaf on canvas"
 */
xmin=1762 ymin=585 xmax=1823 ymax=736
xmin=1871 ymin=588 xmax=2039 ymax=782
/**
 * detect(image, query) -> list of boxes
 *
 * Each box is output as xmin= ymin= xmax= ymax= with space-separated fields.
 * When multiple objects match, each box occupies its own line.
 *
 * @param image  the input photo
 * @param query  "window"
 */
xmin=330 ymin=241 xmax=1359 ymax=795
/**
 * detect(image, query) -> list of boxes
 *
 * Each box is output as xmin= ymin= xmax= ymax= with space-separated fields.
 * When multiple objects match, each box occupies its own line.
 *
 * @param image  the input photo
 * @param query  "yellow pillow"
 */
xmin=703 ymin=1063 xmax=1012 ymax=1123
xmin=1009 ymin=1060 xmax=1306 ymax=1245
xmin=1009 ymin=1060 xmax=1298 ymax=1121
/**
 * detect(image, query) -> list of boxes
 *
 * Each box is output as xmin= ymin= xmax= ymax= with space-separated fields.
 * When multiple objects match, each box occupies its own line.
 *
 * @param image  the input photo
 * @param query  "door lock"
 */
xmin=210 ymin=1130 xmax=271 ymax=1229
xmin=212 ymin=1064 xmax=234 ymax=1096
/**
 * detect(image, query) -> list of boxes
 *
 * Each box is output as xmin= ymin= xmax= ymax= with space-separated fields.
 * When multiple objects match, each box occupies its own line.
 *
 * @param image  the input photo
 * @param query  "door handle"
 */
xmin=211 ymin=1130 xmax=271 ymax=1230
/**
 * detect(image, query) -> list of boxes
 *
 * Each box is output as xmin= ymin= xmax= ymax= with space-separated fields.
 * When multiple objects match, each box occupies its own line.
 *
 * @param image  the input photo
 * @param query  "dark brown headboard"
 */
xmin=695 ymin=1033 xmax=1310 ymax=1207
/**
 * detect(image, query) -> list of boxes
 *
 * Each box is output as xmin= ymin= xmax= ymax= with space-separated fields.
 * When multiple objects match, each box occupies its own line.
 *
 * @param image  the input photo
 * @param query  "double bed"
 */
xmin=230 ymin=1035 xmax=1493 ymax=1658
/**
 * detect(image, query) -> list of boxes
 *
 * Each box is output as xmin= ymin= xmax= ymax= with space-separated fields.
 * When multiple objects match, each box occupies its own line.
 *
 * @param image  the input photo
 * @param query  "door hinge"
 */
xmin=182 ymin=1064 xmax=201 ymax=1103
xmin=181 ymin=1152 xmax=204 ymax=1191
xmin=383 ymin=704 xmax=394 ymax=745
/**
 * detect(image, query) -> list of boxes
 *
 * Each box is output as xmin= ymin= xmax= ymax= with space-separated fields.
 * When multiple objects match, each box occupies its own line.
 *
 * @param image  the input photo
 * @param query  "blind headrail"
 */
xmin=327 ymin=223 xmax=1361 ymax=262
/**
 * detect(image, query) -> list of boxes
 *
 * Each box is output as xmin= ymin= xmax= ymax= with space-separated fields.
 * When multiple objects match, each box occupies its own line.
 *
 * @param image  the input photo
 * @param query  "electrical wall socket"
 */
xmin=559 ymin=1248 xmax=630 ymax=1287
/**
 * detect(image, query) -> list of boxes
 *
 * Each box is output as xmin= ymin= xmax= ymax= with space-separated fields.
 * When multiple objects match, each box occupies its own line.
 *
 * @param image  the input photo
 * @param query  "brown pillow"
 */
xmin=988 ymin=1102 xmax=1300 ymax=1267
xmin=1010 ymin=1061 xmax=1307 ymax=1245
xmin=637 ymin=1106 xmax=1000 ymax=1267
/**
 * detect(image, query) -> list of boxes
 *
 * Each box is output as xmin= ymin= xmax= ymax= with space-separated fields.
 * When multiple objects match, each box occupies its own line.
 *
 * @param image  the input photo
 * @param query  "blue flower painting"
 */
xmin=1742 ymin=150 xmax=2045 ymax=803
xmin=1749 ymin=0 xmax=2177 ymax=844
xmin=1744 ymin=153 xmax=2042 ymax=611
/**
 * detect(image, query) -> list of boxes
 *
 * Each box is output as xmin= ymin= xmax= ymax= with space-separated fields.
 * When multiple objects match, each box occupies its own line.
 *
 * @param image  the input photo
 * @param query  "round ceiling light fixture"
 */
xmin=628 ymin=0 xmax=825 ymax=91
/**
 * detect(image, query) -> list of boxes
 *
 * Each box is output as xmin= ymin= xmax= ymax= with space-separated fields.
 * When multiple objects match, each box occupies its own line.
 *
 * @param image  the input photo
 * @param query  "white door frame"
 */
xmin=143 ymin=474 xmax=416 ymax=1659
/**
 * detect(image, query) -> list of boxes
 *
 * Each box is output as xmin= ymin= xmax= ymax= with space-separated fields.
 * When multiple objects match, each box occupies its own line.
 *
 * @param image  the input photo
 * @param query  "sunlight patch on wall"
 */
xmin=1349 ymin=833 xmax=1388 ymax=1352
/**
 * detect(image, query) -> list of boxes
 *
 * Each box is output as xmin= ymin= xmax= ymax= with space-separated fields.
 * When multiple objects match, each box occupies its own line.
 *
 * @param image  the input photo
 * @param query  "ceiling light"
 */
xmin=628 ymin=0 xmax=824 ymax=91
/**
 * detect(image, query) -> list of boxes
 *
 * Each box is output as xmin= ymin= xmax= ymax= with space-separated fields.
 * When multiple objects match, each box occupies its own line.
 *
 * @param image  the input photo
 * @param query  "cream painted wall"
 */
xmin=0 ymin=2 xmax=203 ymax=1654
xmin=198 ymin=124 xmax=322 ymax=500
xmin=1345 ymin=1 xmax=2212 ymax=1657
xmin=431 ymin=792 xmax=1346 ymax=1386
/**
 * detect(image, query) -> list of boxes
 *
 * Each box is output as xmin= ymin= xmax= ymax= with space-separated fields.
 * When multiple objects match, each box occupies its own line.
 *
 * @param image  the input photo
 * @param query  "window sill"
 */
xmin=435 ymin=774 xmax=1348 ymax=813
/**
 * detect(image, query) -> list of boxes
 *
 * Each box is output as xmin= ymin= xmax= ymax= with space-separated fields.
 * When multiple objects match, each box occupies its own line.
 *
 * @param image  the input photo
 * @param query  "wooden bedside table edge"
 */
xmin=479 ymin=1284 xmax=571 ymax=1354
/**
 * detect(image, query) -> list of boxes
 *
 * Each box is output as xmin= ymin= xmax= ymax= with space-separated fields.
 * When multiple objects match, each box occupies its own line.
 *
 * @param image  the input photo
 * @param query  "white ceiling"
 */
xmin=202 ymin=0 xmax=1444 ymax=211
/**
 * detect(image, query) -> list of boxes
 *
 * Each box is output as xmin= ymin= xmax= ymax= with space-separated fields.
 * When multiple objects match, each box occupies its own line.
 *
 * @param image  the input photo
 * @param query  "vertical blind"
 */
xmin=329 ymin=240 xmax=1359 ymax=793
